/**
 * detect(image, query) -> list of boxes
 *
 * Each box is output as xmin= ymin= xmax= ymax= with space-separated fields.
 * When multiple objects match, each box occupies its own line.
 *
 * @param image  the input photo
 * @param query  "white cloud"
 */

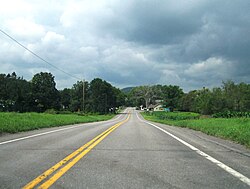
xmin=60 ymin=0 xmax=114 ymax=28
xmin=184 ymin=57 xmax=232 ymax=76
xmin=4 ymin=18 xmax=45 ymax=39
xmin=0 ymin=0 xmax=33 ymax=15
xmin=181 ymin=57 xmax=235 ymax=90
xmin=41 ymin=31 xmax=65 ymax=45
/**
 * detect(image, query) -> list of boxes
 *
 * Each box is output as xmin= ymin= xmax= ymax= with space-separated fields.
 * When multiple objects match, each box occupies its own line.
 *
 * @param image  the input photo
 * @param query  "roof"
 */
xmin=148 ymin=104 xmax=162 ymax=109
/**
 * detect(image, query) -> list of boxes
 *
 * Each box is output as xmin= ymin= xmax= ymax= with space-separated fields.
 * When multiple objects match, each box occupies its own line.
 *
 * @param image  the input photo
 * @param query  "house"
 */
xmin=148 ymin=104 xmax=164 ymax=111
xmin=148 ymin=104 xmax=171 ymax=112
xmin=154 ymin=104 xmax=164 ymax=111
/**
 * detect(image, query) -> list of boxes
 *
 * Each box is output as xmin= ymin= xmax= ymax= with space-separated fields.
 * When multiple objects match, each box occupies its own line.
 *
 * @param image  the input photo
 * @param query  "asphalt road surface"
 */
xmin=0 ymin=108 xmax=249 ymax=189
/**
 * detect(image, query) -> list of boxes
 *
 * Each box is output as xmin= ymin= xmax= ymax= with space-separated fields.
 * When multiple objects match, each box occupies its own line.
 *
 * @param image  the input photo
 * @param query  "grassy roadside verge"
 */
xmin=141 ymin=112 xmax=250 ymax=148
xmin=0 ymin=112 xmax=115 ymax=134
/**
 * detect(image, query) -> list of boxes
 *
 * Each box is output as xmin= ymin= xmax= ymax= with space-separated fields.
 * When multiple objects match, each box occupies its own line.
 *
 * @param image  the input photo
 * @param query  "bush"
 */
xmin=212 ymin=111 xmax=250 ymax=118
xmin=44 ymin=109 xmax=58 ymax=114
xmin=147 ymin=111 xmax=200 ymax=120
xmin=58 ymin=110 xmax=73 ymax=114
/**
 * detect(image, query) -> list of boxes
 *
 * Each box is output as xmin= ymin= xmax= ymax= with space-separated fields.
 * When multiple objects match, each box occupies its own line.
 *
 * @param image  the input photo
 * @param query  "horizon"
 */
xmin=1 ymin=70 xmax=246 ymax=93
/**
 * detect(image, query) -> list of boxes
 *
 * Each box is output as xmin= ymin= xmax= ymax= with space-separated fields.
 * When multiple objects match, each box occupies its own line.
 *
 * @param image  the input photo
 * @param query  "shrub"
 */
xmin=148 ymin=111 xmax=200 ymax=120
xmin=44 ymin=109 xmax=58 ymax=114
xmin=212 ymin=111 xmax=250 ymax=118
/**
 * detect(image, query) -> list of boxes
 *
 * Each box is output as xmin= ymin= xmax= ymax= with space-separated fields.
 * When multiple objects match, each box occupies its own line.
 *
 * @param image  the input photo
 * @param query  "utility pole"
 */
xmin=82 ymin=79 xmax=85 ymax=113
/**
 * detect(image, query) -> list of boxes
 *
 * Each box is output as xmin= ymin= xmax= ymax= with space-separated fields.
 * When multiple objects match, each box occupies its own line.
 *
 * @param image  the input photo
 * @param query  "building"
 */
xmin=148 ymin=104 xmax=170 ymax=112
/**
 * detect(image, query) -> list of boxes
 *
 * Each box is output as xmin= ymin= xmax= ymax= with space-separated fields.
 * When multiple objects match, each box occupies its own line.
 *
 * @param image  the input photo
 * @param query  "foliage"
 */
xmin=129 ymin=85 xmax=158 ymax=108
xmin=1 ymin=72 xmax=250 ymax=116
xmin=31 ymin=72 xmax=60 ymax=112
xmin=44 ymin=109 xmax=58 ymax=114
xmin=178 ymin=81 xmax=250 ymax=115
xmin=88 ymin=78 xmax=115 ymax=114
xmin=127 ymin=84 xmax=184 ymax=110
xmin=213 ymin=111 xmax=250 ymax=118
xmin=0 ymin=72 xmax=31 ymax=112
xmin=0 ymin=112 xmax=114 ymax=133
xmin=0 ymin=72 xmax=125 ymax=114
xmin=142 ymin=112 xmax=250 ymax=148
xmin=144 ymin=111 xmax=200 ymax=120
xmin=68 ymin=80 xmax=89 ymax=112
xmin=60 ymin=88 xmax=72 ymax=110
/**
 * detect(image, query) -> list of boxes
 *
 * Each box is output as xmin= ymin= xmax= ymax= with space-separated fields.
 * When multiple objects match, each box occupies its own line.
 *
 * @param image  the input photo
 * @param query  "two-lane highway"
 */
xmin=0 ymin=108 xmax=249 ymax=188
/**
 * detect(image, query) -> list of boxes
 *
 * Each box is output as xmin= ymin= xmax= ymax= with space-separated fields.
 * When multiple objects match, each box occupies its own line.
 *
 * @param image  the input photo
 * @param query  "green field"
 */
xmin=0 ymin=112 xmax=114 ymax=134
xmin=142 ymin=111 xmax=250 ymax=148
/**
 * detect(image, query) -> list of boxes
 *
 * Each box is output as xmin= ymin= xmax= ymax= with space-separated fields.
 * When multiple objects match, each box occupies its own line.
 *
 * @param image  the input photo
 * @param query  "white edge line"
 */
xmin=0 ymin=124 xmax=85 ymax=145
xmin=136 ymin=113 xmax=250 ymax=186
xmin=0 ymin=114 xmax=124 ymax=146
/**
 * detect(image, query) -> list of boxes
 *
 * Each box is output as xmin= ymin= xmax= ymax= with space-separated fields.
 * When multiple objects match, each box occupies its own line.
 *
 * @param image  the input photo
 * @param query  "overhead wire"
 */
xmin=0 ymin=28 xmax=82 ymax=81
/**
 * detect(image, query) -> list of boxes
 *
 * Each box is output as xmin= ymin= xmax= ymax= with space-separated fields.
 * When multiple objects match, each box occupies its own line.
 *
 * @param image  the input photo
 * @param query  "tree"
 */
xmin=69 ymin=80 xmax=89 ymax=112
xmin=130 ymin=85 xmax=158 ymax=108
xmin=222 ymin=81 xmax=250 ymax=112
xmin=31 ymin=72 xmax=60 ymax=112
xmin=14 ymin=79 xmax=32 ymax=112
xmin=60 ymin=88 xmax=72 ymax=110
xmin=238 ymin=82 xmax=250 ymax=111
xmin=178 ymin=90 xmax=197 ymax=112
xmin=88 ymin=78 xmax=116 ymax=114
xmin=161 ymin=85 xmax=184 ymax=111
xmin=0 ymin=72 xmax=127 ymax=113
xmin=127 ymin=84 xmax=183 ymax=110
xmin=209 ymin=87 xmax=228 ymax=113
xmin=193 ymin=88 xmax=213 ymax=114
xmin=112 ymin=86 xmax=125 ymax=108
xmin=0 ymin=72 xmax=31 ymax=112
xmin=178 ymin=81 xmax=250 ymax=114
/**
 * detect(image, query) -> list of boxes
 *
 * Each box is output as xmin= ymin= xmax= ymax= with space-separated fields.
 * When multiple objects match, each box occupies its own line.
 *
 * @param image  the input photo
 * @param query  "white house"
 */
xmin=154 ymin=104 xmax=164 ymax=111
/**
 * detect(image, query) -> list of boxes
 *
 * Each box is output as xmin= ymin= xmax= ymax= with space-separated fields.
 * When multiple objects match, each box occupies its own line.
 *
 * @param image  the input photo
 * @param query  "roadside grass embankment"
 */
xmin=0 ymin=112 xmax=115 ymax=134
xmin=142 ymin=111 xmax=250 ymax=148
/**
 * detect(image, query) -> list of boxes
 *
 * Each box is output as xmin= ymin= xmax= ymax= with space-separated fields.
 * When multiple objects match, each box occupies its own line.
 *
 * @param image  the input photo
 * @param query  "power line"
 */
xmin=0 ymin=28 xmax=82 ymax=80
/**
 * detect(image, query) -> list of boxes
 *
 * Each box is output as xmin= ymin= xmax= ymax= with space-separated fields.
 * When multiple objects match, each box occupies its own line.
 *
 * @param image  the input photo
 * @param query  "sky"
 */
xmin=0 ymin=0 xmax=250 ymax=91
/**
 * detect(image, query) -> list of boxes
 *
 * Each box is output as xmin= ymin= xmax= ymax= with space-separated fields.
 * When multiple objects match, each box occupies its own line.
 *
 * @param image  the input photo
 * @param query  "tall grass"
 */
xmin=142 ymin=112 xmax=250 ymax=148
xmin=146 ymin=111 xmax=200 ymax=120
xmin=0 ymin=112 xmax=114 ymax=133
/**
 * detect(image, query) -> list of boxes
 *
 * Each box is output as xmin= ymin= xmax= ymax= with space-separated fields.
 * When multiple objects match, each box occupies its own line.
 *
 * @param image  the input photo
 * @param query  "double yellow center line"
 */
xmin=23 ymin=114 xmax=130 ymax=189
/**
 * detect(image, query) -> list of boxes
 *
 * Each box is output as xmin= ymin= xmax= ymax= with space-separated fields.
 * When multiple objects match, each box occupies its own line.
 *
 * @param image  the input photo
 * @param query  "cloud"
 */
xmin=4 ymin=18 xmax=45 ymax=40
xmin=42 ymin=32 xmax=65 ymax=44
xmin=80 ymin=46 xmax=99 ymax=61
xmin=99 ymin=45 xmax=161 ymax=86
xmin=0 ymin=0 xmax=250 ymax=92
xmin=106 ymin=0 xmax=205 ymax=45
xmin=185 ymin=57 xmax=232 ymax=76
xmin=0 ymin=0 xmax=33 ymax=15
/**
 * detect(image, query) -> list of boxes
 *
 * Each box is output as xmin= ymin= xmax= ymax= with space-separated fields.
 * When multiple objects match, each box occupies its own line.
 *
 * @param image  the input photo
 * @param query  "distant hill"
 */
xmin=121 ymin=87 xmax=134 ymax=93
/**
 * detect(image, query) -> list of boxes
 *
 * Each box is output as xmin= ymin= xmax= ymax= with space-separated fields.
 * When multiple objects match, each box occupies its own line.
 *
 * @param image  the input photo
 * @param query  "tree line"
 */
xmin=178 ymin=81 xmax=250 ymax=114
xmin=0 ymin=72 xmax=125 ymax=114
xmin=1 ymin=72 xmax=249 ymax=115
xmin=125 ymin=81 xmax=250 ymax=115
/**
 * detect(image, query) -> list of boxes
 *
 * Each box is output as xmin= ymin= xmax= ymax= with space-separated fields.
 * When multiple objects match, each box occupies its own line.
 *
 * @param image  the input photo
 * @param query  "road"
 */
xmin=0 ymin=108 xmax=249 ymax=188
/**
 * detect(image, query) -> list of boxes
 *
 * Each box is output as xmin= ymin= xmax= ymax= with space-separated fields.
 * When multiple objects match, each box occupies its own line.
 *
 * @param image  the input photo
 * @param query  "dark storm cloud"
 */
xmin=100 ymin=0 xmax=206 ymax=45
xmin=86 ymin=0 xmax=249 ymax=90
xmin=101 ymin=0 xmax=250 ymax=61
xmin=1 ymin=0 xmax=250 ymax=91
